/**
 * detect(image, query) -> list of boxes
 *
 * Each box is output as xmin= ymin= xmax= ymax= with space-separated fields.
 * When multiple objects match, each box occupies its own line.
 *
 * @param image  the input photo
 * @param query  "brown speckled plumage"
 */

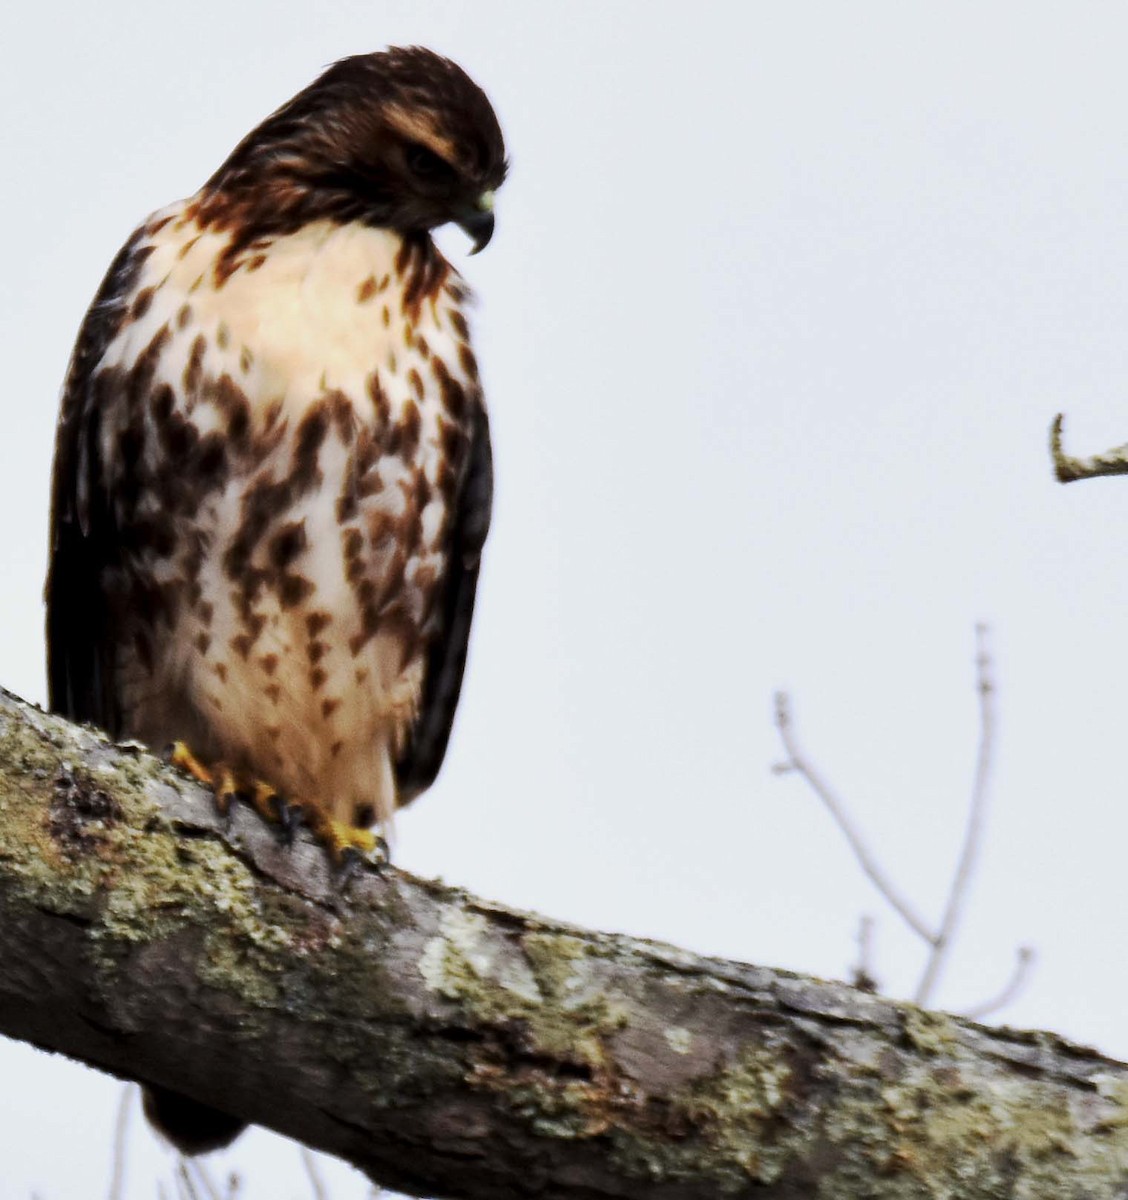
xmin=45 ymin=45 xmax=505 ymax=1154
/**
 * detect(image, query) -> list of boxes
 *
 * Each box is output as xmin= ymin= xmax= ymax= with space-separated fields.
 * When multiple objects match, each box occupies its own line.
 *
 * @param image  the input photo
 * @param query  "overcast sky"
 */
xmin=4 ymin=3 xmax=1128 ymax=1197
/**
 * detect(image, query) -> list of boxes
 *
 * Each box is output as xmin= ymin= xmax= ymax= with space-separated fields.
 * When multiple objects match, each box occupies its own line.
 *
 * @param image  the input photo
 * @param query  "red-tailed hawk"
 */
xmin=46 ymin=47 xmax=506 ymax=1152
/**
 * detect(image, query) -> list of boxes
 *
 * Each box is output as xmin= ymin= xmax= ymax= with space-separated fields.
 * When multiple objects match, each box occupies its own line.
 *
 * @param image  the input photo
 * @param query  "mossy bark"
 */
xmin=1 ymin=686 xmax=1127 ymax=1198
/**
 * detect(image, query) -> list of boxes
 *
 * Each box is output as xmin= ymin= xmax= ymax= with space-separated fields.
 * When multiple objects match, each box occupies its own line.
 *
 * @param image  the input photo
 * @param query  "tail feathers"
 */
xmin=142 ymin=1085 xmax=246 ymax=1156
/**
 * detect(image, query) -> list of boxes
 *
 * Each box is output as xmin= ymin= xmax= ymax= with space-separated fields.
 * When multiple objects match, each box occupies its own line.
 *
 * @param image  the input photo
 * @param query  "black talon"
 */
xmin=217 ymin=792 xmax=239 ymax=834
xmin=274 ymin=796 xmax=301 ymax=845
xmin=336 ymin=847 xmax=365 ymax=891
xmin=334 ymin=838 xmax=389 ymax=890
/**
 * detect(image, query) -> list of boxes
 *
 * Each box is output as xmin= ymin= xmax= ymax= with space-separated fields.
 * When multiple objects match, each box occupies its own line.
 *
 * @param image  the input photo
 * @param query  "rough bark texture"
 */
xmin=2 ymin=686 xmax=1128 ymax=1199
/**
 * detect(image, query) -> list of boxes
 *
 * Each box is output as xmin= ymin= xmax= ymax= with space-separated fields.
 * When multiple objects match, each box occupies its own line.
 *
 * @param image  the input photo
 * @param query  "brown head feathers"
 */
xmin=194 ymin=47 xmax=507 ymax=250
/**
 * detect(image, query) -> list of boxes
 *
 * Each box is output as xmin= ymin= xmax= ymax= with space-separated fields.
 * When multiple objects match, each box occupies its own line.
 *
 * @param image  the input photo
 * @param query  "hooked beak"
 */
xmin=457 ymin=190 xmax=496 ymax=254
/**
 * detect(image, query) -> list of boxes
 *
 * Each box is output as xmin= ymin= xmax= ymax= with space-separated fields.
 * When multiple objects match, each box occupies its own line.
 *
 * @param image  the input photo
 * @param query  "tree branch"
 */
xmin=1051 ymin=412 xmax=1128 ymax=483
xmin=774 ymin=628 xmax=1024 ymax=1015
xmin=913 ymin=623 xmax=996 ymax=1006
xmin=773 ymin=692 xmax=935 ymax=944
xmin=962 ymin=946 xmax=1036 ymax=1022
xmin=3 ymin=687 xmax=1128 ymax=1199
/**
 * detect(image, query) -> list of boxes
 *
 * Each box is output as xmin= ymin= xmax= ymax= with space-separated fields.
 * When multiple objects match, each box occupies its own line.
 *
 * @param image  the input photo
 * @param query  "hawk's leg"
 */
xmin=166 ymin=742 xmax=300 ymax=842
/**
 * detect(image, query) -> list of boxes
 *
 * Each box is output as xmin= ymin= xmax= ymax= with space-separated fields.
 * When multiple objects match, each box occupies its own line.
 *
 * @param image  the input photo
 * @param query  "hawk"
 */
xmin=46 ymin=47 xmax=506 ymax=1152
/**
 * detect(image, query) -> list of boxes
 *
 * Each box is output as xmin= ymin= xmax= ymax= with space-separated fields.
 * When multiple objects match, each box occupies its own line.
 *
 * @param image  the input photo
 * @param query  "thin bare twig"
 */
xmin=962 ymin=946 xmax=1036 ymax=1021
xmin=850 ymin=915 xmax=879 ymax=993
xmin=913 ymin=625 xmax=996 ymax=1006
xmin=774 ymin=692 xmax=935 ymax=944
xmin=186 ymin=1158 xmax=222 ymax=1200
xmin=1050 ymin=413 xmax=1128 ymax=483
xmin=174 ymin=1161 xmax=201 ymax=1200
xmin=301 ymin=1147 xmax=330 ymax=1200
xmin=775 ymin=628 xmax=1017 ymax=1013
xmin=106 ymin=1084 xmax=133 ymax=1200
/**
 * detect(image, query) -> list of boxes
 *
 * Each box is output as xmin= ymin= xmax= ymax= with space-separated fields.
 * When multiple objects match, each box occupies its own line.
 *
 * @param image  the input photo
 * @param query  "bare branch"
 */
xmin=773 ymin=691 xmax=935 ymax=943
xmin=185 ymin=1160 xmax=222 ymax=1200
xmin=962 ymin=946 xmax=1037 ymax=1021
xmin=914 ymin=625 xmax=997 ymax=1006
xmin=106 ymin=1084 xmax=133 ymax=1200
xmin=301 ymin=1148 xmax=330 ymax=1200
xmin=3 ymin=685 xmax=1128 ymax=1198
xmin=849 ymin=914 xmax=879 ymax=993
xmin=777 ymin=628 xmax=1005 ymax=1011
xmin=175 ymin=1162 xmax=201 ymax=1200
xmin=1050 ymin=412 xmax=1128 ymax=483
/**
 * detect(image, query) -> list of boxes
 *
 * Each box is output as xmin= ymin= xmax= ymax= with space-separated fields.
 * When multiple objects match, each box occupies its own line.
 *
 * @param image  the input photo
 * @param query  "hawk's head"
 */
xmin=204 ymin=47 xmax=507 ymax=253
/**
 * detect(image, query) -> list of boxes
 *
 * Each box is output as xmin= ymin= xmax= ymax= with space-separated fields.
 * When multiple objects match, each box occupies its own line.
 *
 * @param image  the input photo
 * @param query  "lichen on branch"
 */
xmin=1 ymin=687 xmax=1128 ymax=1199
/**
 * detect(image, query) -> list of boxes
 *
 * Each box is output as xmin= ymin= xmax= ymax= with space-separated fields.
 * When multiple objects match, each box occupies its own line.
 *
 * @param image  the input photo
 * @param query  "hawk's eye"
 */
xmin=405 ymin=143 xmax=453 ymax=181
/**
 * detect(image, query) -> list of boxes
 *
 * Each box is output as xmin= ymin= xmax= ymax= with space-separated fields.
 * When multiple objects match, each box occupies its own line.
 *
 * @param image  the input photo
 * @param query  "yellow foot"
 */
xmin=165 ymin=742 xmax=296 ymax=840
xmin=167 ymin=741 xmax=214 ymax=787
xmin=165 ymin=743 xmax=386 ymax=871
xmin=304 ymin=810 xmax=389 ymax=870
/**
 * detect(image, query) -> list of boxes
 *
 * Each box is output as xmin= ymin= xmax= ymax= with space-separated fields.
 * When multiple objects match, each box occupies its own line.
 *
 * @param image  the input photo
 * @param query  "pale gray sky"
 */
xmin=4 ymin=3 xmax=1128 ymax=1197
